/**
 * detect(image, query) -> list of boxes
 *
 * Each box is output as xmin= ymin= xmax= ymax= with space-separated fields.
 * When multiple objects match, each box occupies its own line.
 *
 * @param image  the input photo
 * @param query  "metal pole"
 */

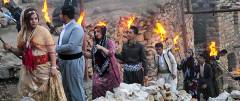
xmin=185 ymin=8 xmax=240 ymax=14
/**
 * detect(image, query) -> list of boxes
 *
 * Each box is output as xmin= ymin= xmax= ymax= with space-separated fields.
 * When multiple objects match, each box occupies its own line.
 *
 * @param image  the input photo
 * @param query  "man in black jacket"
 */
xmin=197 ymin=53 xmax=215 ymax=100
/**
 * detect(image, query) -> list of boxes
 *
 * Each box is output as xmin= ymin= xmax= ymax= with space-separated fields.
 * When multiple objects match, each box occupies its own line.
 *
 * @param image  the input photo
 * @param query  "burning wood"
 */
xmin=209 ymin=41 xmax=218 ymax=57
xmin=42 ymin=0 xmax=51 ymax=23
xmin=154 ymin=22 xmax=167 ymax=42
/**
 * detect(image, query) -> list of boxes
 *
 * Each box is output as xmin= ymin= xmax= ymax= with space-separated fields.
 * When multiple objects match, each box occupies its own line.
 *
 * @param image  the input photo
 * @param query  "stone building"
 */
xmin=191 ymin=0 xmax=240 ymax=71
xmin=82 ymin=0 xmax=194 ymax=80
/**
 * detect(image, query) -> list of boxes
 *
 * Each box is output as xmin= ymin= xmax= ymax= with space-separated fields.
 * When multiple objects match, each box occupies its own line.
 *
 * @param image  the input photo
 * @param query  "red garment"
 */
xmin=23 ymin=46 xmax=49 ymax=71
xmin=22 ymin=46 xmax=36 ymax=71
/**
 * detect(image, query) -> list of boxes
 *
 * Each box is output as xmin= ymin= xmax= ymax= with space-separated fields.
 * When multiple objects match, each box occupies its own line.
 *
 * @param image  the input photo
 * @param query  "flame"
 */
xmin=120 ymin=15 xmax=135 ymax=30
xmin=42 ymin=0 xmax=51 ymax=23
xmin=127 ymin=16 xmax=135 ymax=29
xmin=154 ymin=22 xmax=167 ymax=42
xmin=173 ymin=34 xmax=179 ymax=45
xmin=209 ymin=41 xmax=218 ymax=57
xmin=173 ymin=34 xmax=180 ymax=51
xmin=3 ymin=0 xmax=10 ymax=4
xmin=96 ymin=21 xmax=107 ymax=27
xmin=77 ymin=11 xmax=85 ymax=25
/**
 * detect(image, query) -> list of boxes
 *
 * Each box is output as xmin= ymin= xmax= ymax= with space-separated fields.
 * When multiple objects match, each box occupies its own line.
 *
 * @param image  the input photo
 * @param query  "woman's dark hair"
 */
xmin=155 ymin=42 xmax=163 ymax=49
xmin=94 ymin=26 xmax=107 ymax=37
xmin=61 ymin=5 xmax=75 ymax=19
xmin=93 ymin=26 xmax=107 ymax=45
xmin=130 ymin=26 xmax=139 ymax=35
xmin=23 ymin=7 xmax=39 ymax=29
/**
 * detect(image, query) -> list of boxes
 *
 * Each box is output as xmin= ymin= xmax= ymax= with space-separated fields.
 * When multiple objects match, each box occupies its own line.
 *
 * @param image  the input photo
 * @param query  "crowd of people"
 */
xmin=2 ymin=4 xmax=229 ymax=101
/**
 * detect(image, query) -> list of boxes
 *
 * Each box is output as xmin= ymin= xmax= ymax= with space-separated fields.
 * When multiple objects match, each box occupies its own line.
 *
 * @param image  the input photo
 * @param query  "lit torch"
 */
xmin=154 ymin=22 xmax=167 ymax=42
xmin=42 ymin=0 xmax=51 ymax=23
xmin=77 ymin=11 xmax=85 ymax=25
xmin=41 ymin=0 xmax=57 ymax=34
xmin=209 ymin=41 xmax=218 ymax=57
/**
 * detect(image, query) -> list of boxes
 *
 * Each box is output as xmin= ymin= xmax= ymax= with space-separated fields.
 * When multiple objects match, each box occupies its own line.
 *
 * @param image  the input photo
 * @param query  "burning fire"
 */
xmin=96 ymin=21 xmax=107 ymax=27
xmin=77 ymin=11 xmax=85 ymax=25
xmin=127 ymin=16 xmax=135 ymax=29
xmin=42 ymin=0 xmax=51 ymax=23
xmin=154 ymin=22 xmax=167 ymax=42
xmin=120 ymin=15 xmax=135 ymax=30
xmin=3 ymin=0 xmax=10 ymax=4
xmin=173 ymin=34 xmax=180 ymax=51
xmin=209 ymin=41 xmax=218 ymax=57
xmin=173 ymin=34 xmax=179 ymax=45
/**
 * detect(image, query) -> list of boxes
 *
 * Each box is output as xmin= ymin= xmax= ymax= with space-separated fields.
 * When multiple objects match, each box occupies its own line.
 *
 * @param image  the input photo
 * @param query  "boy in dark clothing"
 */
xmin=197 ymin=54 xmax=215 ymax=100
xmin=116 ymin=26 xmax=148 ymax=85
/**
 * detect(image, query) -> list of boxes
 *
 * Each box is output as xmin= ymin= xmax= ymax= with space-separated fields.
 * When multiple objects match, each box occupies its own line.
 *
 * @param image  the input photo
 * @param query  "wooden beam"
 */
xmin=180 ymin=0 xmax=188 ymax=53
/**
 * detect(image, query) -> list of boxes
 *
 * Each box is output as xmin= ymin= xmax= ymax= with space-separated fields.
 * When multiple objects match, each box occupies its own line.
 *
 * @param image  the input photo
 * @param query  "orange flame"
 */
xmin=173 ymin=34 xmax=179 ymax=45
xmin=127 ymin=16 xmax=135 ymax=29
xmin=154 ymin=22 xmax=167 ymax=42
xmin=42 ymin=0 xmax=51 ymax=23
xmin=96 ymin=21 xmax=107 ymax=27
xmin=120 ymin=15 xmax=135 ymax=30
xmin=3 ymin=0 xmax=10 ymax=4
xmin=77 ymin=11 xmax=85 ymax=25
xmin=209 ymin=41 xmax=218 ymax=57
xmin=173 ymin=34 xmax=180 ymax=51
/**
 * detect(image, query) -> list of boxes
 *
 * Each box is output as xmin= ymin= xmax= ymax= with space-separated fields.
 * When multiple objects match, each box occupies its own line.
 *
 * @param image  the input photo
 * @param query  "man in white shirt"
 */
xmin=56 ymin=5 xmax=85 ymax=101
xmin=154 ymin=42 xmax=178 ymax=92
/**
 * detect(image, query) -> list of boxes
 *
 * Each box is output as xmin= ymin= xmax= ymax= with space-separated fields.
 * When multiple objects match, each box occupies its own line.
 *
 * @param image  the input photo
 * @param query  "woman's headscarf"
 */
xmin=92 ymin=26 xmax=110 ymax=77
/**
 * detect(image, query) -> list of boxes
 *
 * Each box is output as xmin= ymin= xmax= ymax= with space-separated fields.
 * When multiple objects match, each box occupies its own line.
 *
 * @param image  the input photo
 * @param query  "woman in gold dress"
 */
xmin=3 ymin=7 xmax=66 ymax=101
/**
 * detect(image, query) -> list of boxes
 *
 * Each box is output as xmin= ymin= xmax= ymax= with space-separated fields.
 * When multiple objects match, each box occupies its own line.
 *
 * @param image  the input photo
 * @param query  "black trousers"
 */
xmin=123 ymin=69 xmax=144 ymax=85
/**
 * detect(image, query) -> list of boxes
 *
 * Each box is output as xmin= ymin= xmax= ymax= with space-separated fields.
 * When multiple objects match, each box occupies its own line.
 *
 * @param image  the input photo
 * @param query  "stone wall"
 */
xmin=84 ymin=0 xmax=194 ymax=80
xmin=191 ymin=0 xmax=240 ymax=70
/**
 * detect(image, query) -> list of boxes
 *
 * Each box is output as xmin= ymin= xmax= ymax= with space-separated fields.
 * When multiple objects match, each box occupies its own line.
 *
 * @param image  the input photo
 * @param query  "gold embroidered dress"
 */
xmin=17 ymin=25 xmax=67 ymax=101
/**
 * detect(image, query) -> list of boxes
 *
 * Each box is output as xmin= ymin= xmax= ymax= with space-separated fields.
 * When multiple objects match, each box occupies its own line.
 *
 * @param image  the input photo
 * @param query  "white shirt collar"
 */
xmin=58 ymin=20 xmax=75 ymax=45
xmin=63 ymin=19 xmax=75 ymax=29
